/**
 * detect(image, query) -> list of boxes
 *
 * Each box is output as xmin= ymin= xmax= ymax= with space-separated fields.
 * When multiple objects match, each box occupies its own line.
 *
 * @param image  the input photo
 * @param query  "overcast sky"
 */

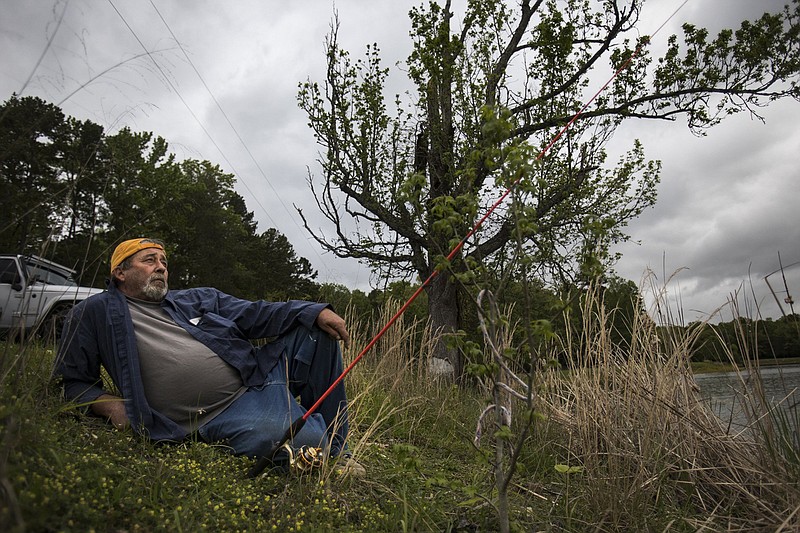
xmin=2 ymin=0 xmax=798 ymax=324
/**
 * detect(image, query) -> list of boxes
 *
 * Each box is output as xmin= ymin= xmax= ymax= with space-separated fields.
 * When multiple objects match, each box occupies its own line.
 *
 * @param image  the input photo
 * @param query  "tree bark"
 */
xmin=425 ymin=270 xmax=462 ymax=379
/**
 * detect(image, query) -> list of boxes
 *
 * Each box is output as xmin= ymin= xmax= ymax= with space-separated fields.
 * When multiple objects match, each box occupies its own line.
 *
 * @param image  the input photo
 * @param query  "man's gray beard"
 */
xmin=142 ymin=280 xmax=168 ymax=301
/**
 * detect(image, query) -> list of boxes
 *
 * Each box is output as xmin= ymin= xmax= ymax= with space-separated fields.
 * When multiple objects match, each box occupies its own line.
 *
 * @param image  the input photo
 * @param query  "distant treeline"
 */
xmin=323 ymin=281 xmax=800 ymax=365
xmin=4 ymin=94 xmax=795 ymax=364
xmin=664 ymin=315 xmax=800 ymax=363
xmin=1 ymin=94 xmax=319 ymax=301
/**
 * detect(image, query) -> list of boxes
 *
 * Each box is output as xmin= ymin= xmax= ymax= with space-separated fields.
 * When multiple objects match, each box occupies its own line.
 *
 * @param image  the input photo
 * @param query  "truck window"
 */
xmin=23 ymin=259 xmax=75 ymax=286
xmin=0 ymin=258 xmax=21 ymax=285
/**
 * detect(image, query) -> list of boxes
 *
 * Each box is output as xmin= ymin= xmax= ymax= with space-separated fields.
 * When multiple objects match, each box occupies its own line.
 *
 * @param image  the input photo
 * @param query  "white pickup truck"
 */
xmin=0 ymin=254 xmax=104 ymax=340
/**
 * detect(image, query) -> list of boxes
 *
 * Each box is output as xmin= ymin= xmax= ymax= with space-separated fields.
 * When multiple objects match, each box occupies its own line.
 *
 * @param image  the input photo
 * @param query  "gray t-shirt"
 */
xmin=127 ymin=297 xmax=246 ymax=433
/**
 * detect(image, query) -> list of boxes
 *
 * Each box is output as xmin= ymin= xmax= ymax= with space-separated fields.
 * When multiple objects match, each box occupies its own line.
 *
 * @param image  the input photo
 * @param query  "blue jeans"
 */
xmin=197 ymin=325 xmax=349 ymax=459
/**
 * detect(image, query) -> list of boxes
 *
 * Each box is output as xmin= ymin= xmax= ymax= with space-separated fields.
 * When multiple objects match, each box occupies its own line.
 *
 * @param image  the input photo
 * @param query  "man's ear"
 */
xmin=112 ymin=267 xmax=125 ymax=283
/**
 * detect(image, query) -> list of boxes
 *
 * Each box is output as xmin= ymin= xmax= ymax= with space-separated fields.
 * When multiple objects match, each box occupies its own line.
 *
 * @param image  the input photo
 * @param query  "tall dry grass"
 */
xmin=336 ymin=299 xmax=451 ymax=461
xmin=537 ymin=282 xmax=800 ymax=531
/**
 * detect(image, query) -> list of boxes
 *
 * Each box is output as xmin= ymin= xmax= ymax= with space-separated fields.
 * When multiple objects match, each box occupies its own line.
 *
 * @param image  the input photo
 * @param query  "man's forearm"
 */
xmin=91 ymin=394 xmax=130 ymax=429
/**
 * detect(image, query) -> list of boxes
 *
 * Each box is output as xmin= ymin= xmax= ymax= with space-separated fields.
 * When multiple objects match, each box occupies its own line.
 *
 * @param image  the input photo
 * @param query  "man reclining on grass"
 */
xmin=54 ymin=237 xmax=364 ymax=476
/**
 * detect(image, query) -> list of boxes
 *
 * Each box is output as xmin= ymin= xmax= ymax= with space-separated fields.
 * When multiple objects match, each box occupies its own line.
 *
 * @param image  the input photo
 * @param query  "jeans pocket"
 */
xmin=197 ymin=422 xmax=210 ymax=442
xmin=290 ymin=334 xmax=316 ymax=385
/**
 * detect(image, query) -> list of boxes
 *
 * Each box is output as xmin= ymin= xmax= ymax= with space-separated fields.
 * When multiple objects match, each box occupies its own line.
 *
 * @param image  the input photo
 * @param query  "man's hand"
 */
xmin=91 ymin=394 xmax=130 ymax=430
xmin=316 ymin=308 xmax=351 ymax=348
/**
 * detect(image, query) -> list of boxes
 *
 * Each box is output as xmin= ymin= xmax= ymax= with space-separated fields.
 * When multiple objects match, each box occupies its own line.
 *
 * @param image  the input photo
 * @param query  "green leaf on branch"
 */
xmin=554 ymin=464 xmax=584 ymax=475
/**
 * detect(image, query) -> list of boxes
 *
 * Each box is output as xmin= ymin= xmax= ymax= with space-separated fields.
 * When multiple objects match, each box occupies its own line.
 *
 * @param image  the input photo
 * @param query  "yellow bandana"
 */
xmin=110 ymin=238 xmax=165 ymax=275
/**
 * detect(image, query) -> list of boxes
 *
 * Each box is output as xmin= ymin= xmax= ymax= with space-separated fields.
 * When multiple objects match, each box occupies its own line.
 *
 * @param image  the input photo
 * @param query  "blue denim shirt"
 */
xmin=54 ymin=281 xmax=328 ymax=442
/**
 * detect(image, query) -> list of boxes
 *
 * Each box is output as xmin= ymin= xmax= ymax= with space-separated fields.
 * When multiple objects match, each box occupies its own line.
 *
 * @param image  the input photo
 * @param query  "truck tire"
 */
xmin=40 ymin=303 xmax=72 ymax=342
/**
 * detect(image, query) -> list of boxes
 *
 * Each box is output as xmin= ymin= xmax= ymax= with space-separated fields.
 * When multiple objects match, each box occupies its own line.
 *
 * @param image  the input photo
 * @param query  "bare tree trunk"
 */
xmin=426 ymin=271 xmax=462 ymax=379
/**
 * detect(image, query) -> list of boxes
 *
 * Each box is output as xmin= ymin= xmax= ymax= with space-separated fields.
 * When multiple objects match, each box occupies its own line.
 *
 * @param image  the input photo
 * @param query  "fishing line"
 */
xmin=14 ymin=0 xmax=70 ymax=98
xmin=247 ymin=2 xmax=692 ymax=478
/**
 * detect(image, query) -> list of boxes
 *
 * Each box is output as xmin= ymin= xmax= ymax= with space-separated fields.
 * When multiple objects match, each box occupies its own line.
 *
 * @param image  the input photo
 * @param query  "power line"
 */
xmin=106 ymin=0 xmax=289 ymax=241
xmin=148 ymin=1 xmax=317 ymax=250
xmin=109 ymin=0 xmax=341 ymax=281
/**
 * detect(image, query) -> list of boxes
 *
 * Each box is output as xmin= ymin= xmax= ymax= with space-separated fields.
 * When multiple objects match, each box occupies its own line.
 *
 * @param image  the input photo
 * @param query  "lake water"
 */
xmin=693 ymin=365 xmax=800 ymax=436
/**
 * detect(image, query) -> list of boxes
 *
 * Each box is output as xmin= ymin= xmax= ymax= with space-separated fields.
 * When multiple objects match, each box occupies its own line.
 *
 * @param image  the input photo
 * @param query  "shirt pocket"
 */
xmin=195 ymin=313 xmax=255 ymax=361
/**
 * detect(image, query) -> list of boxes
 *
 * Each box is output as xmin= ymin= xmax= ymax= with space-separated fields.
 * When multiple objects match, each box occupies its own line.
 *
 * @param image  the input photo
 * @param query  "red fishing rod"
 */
xmin=247 ymin=25 xmax=661 ymax=478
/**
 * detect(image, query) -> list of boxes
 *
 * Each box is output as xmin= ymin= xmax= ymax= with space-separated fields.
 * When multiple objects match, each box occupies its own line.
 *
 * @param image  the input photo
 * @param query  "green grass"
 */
xmin=2 ymin=299 xmax=799 ymax=532
xmin=691 ymin=356 xmax=800 ymax=375
xmin=0 ymin=340 xmax=552 ymax=532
